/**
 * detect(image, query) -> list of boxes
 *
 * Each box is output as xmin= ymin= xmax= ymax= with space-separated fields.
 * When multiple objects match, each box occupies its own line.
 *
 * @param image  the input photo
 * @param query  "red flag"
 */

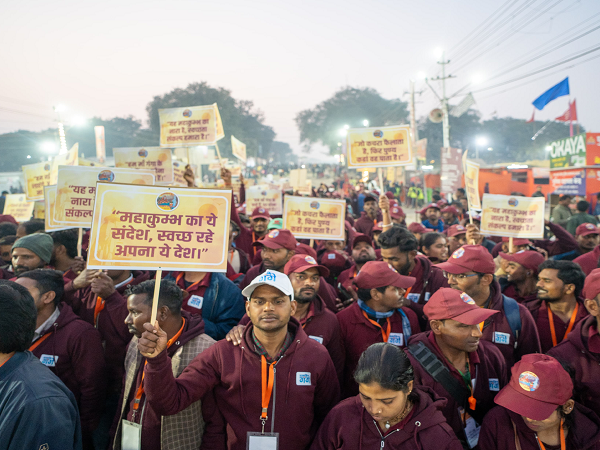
xmin=526 ymin=109 xmax=535 ymax=123
xmin=555 ymin=100 xmax=577 ymax=122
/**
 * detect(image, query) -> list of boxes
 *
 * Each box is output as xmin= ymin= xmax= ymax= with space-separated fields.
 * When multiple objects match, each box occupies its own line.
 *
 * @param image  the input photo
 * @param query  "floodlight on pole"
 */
xmin=362 ymin=119 xmax=369 ymax=127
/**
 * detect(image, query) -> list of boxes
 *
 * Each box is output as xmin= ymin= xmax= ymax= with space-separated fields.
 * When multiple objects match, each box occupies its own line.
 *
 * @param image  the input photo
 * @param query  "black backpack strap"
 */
xmin=408 ymin=341 xmax=471 ymax=409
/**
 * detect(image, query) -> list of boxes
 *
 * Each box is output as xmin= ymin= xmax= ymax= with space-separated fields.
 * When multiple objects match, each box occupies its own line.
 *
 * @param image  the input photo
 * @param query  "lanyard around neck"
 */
xmin=261 ymin=355 xmax=277 ymax=424
xmin=548 ymin=303 xmax=579 ymax=347
xmin=536 ymin=419 xmax=565 ymax=450
xmin=361 ymin=310 xmax=391 ymax=343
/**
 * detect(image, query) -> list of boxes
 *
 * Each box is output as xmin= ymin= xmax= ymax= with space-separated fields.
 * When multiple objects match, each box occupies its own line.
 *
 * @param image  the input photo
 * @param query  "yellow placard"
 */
xmin=113 ymin=147 xmax=174 ymax=183
xmin=480 ymin=194 xmax=545 ymax=239
xmin=208 ymin=159 xmax=227 ymax=171
xmin=44 ymin=186 xmax=74 ymax=232
xmin=283 ymin=196 xmax=345 ymax=240
xmin=33 ymin=201 xmax=45 ymax=219
xmin=22 ymin=161 xmax=52 ymax=201
xmin=386 ymin=166 xmax=396 ymax=182
xmin=347 ymin=125 xmax=412 ymax=168
xmin=289 ymin=169 xmax=307 ymax=188
xmin=463 ymin=151 xmax=481 ymax=210
xmin=50 ymin=144 xmax=79 ymax=184
xmin=55 ymin=166 xmax=156 ymax=227
xmin=158 ymin=103 xmax=224 ymax=147
xmin=79 ymin=158 xmax=99 ymax=167
xmin=231 ymin=135 xmax=247 ymax=162
xmin=87 ymin=183 xmax=231 ymax=271
xmin=246 ymin=186 xmax=283 ymax=215
xmin=3 ymin=194 xmax=34 ymax=222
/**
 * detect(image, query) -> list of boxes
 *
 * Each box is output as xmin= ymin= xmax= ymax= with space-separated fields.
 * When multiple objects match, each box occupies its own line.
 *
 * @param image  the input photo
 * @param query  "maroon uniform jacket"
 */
xmin=406 ymin=332 xmax=507 ymax=445
xmin=524 ymin=298 xmax=589 ymax=353
xmin=405 ymin=256 xmax=450 ymax=328
xmin=64 ymin=270 xmax=150 ymax=390
xmin=480 ymin=280 xmax=541 ymax=368
xmin=143 ymin=318 xmax=340 ymax=450
xmin=338 ymin=302 xmax=420 ymax=398
xmin=574 ymin=244 xmax=600 ymax=275
xmin=30 ymin=303 xmax=107 ymax=439
xmin=310 ymin=387 xmax=463 ymax=450
xmin=354 ymin=211 xmax=383 ymax=237
xmin=500 ymin=282 xmax=538 ymax=304
xmin=480 ymin=405 xmax=600 ymax=450
xmin=548 ymin=315 xmax=600 ymax=413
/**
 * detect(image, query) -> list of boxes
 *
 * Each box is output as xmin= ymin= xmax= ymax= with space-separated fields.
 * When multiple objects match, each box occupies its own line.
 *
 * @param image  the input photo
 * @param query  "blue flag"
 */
xmin=532 ymin=77 xmax=569 ymax=110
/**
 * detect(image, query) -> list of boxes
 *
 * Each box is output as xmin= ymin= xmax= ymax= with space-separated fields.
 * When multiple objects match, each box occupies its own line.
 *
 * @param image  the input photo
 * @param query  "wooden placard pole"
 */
xmin=378 ymin=168 xmax=384 ymax=194
xmin=150 ymin=269 xmax=163 ymax=324
xmin=77 ymin=227 xmax=83 ymax=258
xmin=509 ymin=237 xmax=514 ymax=254
xmin=215 ymin=143 xmax=224 ymax=168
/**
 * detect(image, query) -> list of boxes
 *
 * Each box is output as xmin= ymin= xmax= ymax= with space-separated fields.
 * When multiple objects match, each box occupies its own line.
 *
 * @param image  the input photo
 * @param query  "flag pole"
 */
xmin=569 ymin=97 xmax=573 ymax=137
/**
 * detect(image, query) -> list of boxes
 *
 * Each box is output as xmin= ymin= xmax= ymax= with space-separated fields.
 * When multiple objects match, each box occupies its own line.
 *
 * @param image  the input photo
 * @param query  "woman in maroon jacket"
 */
xmin=311 ymin=343 xmax=462 ymax=450
xmin=479 ymin=354 xmax=600 ymax=450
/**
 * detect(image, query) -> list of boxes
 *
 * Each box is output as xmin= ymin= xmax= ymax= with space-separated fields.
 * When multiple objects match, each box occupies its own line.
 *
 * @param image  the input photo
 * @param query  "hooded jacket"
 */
xmin=499 ymin=277 xmax=538 ymax=304
xmin=65 ymin=270 xmax=150 ymax=391
xmin=479 ymin=405 xmax=600 ymax=450
xmin=573 ymin=244 xmax=600 ymax=275
xmin=30 ymin=303 xmax=107 ymax=437
xmin=405 ymin=256 xmax=450 ymax=328
xmin=479 ymin=280 xmax=541 ymax=368
xmin=310 ymin=387 xmax=463 ymax=450
xmin=355 ymin=211 xmax=384 ymax=237
xmin=406 ymin=331 xmax=507 ymax=445
xmin=548 ymin=315 xmax=600 ymax=413
xmin=143 ymin=318 xmax=340 ymax=450
xmin=112 ymin=311 xmax=216 ymax=450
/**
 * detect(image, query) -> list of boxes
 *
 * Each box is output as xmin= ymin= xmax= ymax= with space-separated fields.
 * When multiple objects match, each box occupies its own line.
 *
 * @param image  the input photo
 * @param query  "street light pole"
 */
xmin=425 ymin=51 xmax=455 ymax=149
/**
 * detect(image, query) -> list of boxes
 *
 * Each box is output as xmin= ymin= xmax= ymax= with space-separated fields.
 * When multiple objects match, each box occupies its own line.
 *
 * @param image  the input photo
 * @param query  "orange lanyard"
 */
xmin=0 ymin=355 xmax=12 ymax=368
xmin=29 ymin=331 xmax=52 ymax=352
xmin=361 ymin=310 xmax=391 ymax=343
xmin=261 ymin=355 xmax=277 ymax=421
xmin=176 ymin=272 xmax=203 ymax=293
xmin=373 ymin=219 xmax=378 ymax=226
xmin=548 ymin=303 xmax=579 ymax=347
xmin=133 ymin=319 xmax=186 ymax=413
xmin=537 ymin=419 xmax=565 ymax=450
xmin=252 ymin=231 xmax=258 ymax=257
xmin=229 ymin=249 xmax=235 ymax=263
xmin=94 ymin=297 xmax=105 ymax=326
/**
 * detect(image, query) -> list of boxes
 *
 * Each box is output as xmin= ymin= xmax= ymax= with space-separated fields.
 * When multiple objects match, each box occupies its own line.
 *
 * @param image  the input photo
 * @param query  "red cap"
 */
xmin=295 ymin=242 xmax=317 ymax=259
xmin=363 ymin=193 xmax=378 ymax=203
xmin=353 ymin=261 xmax=416 ymax=290
xmin=499 ymin=250 xmax=545 ymax=274
xmin=495 ymin=354 xmax=573 ymax=421
xmin=446 ymin=224 xmax=467 ymax=237
xmin=437 ymin=199 xmax=448 ymax=207
xmin=284 ymin=254 xmax=329 ymax=278
xmin=390 ymin=206 xmax=405 ymax=219
xmin=251 ymin=207 xmax=271 ymax=221
xmin=424 ymin=288 xmax=499 ymax=325
xmin=582 ymin=268 xmax=600 ymax=300
xmin=352 ymin=233 xmax=373 ymax=249
xmin=373 ymin=221 xmax=384 ymax=233
xmin=320 ymin=250 xmax=347 ymax=271
xmin=437 ymin=245 xmax=495 ymax=274
xmin=424 ymin=202 xmax=441 ymax=211
xmin=576 ymin=223 xmax=600 ymax=237
xmin=408 ymin=222 xmax=429 ymax=234
xmin=253 ymin=229 xmax=297 ymax=251
xmin=501 ymin=236 xmax=531 ymax=246
xmin=441 ymin=206 xmax=459 ymax=216
xmin=385 ymin=191 xmax=395 ymax=200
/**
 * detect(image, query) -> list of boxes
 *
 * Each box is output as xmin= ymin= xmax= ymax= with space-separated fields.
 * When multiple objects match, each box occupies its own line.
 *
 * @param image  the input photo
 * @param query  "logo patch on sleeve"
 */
xmin=296 ymin=372 xmax=311 ymax=386
xmin=187 ymin=295 xmax=204 ymax=309
xmin=40 ymin=355 xmax=58 ymax=367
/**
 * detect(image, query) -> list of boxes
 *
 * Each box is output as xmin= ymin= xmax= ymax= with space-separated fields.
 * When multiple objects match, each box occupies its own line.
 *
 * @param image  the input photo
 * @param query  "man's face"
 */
xmin=448 ymin=234 xmax=467 ymax=255
xmin=434 ymin=319 xmax=482 ymax=353
xmin=537 ymin=268 xmax=568 ymax=302
xmin=352 ymin=241 xmax=376 ymax=264
xmin=246 ymin=284 xmax=296 ymax=332
xmin=289 ymin=267 xmax=320 ymax=304
xmin=252 ymin=218 xmax=268 ymax=234
xmin=442 ymin=212 xmax=455 ymax=223
xmin=15 ymin=277 xmax=43 ymax=311
xmin=391 ymin=216 xmax=405 ymax=225
xmin=381 ymin=247 xmax=413 ymax=275
xmin=0 ymin=245 xmax=12 ymax=264
xmin=460 ymin=198 xmax=468 ymax=210
xmin=261 ymin=247 xmax=292 ymax=271
xmin=12 ymin=247 xmax=45 ymax=276
xmin=377 ymin=285 xmax=406 ymax=311
xmin=559 ymin=198 xmax=571 ymax=206
xmin=505 ymin=261 xmax=528 ymax=283
xmin=577 ymin=233 xmax=599 ymax=252
xmin=446 ymin=271 xmax=488 ymax=300
xmin=426 ymin=208 xmax=440 ymax=222
xmin=364 ymin=200 xmax=378 ymax=216
xmin=324 ymin=240 xmax=344 ymax=252
xmin=125 ymin=294 xmax=151 ymax=338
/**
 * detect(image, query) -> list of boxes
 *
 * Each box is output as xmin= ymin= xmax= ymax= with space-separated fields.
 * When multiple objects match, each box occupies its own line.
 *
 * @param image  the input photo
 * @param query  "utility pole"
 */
xmin=409 ymin=80 xmax=419 ymax=143
xmin=425 ymin=51 xmax=455 ymax=149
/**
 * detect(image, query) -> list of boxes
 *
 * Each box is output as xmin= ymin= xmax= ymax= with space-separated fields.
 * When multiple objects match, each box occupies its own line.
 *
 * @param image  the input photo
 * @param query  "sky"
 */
xmin=1 ymin=0 xmax=599 ymax=161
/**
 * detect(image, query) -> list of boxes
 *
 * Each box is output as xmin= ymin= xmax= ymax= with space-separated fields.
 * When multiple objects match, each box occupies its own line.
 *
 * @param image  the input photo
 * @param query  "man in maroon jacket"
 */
xmin=499 ymin=250 xmax=545 ymax=303
xmin=138 ymin=270 xmax=340 ymax=450
xmin=337 ymin=233 xmax=377 ymax=297
xmin=526 ymin=259 xmax=588 ymax=353
xmin=573 ymin=243 xmax=600 ymax=275
xmin=354 ymin=193 xmax=382 ymax=237
xmin=16 ymin=269 xmax=106 ymax=449
xmin=406 ymin=288 xmax=507 ymax=449
xmin=11 ymin=233 xmax=53 ymax=276
xmin=548 ymin=268 xmax=600 ymax=413
xmin=437 ymin=245 xmax=541 ymax=368
xmin=49 ymin=229 xmax=84 ymax=280
xmin=337 ymin=261 xmax=420 ymax=397
xmin=377 ymin=224 xmax=449 ymax=328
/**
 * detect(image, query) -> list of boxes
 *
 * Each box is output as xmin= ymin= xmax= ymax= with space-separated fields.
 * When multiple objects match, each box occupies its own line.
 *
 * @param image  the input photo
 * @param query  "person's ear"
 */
xmin=482 ymin=273 xmax=494 ymax=287
xmin=158 ymin=306 xmax=169 ymax=322
xmin=370 ymin=288 xmax=382 ymax=302
xmin=409 ymin=250 xmax=418 ymax=259
xmin=584 ymin=298 xmax=600 ymax=317
xmin=562 ymin=399 xmax=575 ymax=415
xmin=41 ymin=290 xmax=56 ymax=306
xmin=290 ymin=299 xmax=297 ymax=316
xmin=430 ymin=319 xmax=443 ymax=335
xmin=565 ymin=283 xmax=576 ymax=295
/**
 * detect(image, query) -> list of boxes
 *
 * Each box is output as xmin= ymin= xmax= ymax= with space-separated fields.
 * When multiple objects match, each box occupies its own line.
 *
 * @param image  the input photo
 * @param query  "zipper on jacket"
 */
xmin=374 ymin=420 xmax=400 ymax=449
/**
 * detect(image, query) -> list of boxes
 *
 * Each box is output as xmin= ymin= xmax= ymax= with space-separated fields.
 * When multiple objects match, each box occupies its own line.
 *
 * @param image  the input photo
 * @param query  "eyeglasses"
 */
xmin=442 ymin=271 xmax=480 ymax=280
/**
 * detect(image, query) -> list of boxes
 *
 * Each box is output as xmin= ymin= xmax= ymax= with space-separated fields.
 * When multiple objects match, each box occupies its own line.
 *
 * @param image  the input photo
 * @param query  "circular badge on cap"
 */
xmin=519 ymin=371 xmax=540 ymax=392
xmin=259 ymin=208 xmax=265 ymax=213
xmin=304 ymin=256 xmax=317 ymax=265
xmin=387 ymin=263 xmax=398 ymax=273
xmin=586 ymin=223 xmax=596 ymax=230
xmin=457 ymin=225 xmax=465 ymax=231
xmin=453 ymin=248 xmax=465 ymax=259
xmin=268 ymin=230 xmax=279 ymax=238
xmin=460 ymin=292 xmax=476 ymax=305
xmin=392 ymin=208 xmax=399 ymax=213
xmin=377 ymin=221 xmax=383 ymax=227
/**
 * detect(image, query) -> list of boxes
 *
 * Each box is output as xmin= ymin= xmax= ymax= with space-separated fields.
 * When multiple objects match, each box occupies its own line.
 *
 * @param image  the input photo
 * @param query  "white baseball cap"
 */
xmin=242 ymin=269 xmax=295 ymax=301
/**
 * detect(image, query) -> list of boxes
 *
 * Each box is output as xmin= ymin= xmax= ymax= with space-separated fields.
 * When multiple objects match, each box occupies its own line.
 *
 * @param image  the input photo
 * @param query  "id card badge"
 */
xmin=247 ymin=432 xmax=279 ymax=450
xmin=121 ymin=419 xmax=142 ymax=450
xmin=458 ymin=408 xmax=481 ymax=449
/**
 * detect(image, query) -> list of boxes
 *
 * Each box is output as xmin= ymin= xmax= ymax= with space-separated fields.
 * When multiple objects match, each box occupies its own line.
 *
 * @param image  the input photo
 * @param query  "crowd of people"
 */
xmin=1 ymin=168 xmax=600 ymax=450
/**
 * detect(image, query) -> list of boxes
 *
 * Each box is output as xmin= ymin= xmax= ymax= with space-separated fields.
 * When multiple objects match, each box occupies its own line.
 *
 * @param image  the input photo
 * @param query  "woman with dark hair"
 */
xmin=420 ymin=232 xmax=448 ymax=263
xmin=479 ymin=354 xmax=600 ymax=449
xmin=311 ymin=343 xmax=462 ymax=449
